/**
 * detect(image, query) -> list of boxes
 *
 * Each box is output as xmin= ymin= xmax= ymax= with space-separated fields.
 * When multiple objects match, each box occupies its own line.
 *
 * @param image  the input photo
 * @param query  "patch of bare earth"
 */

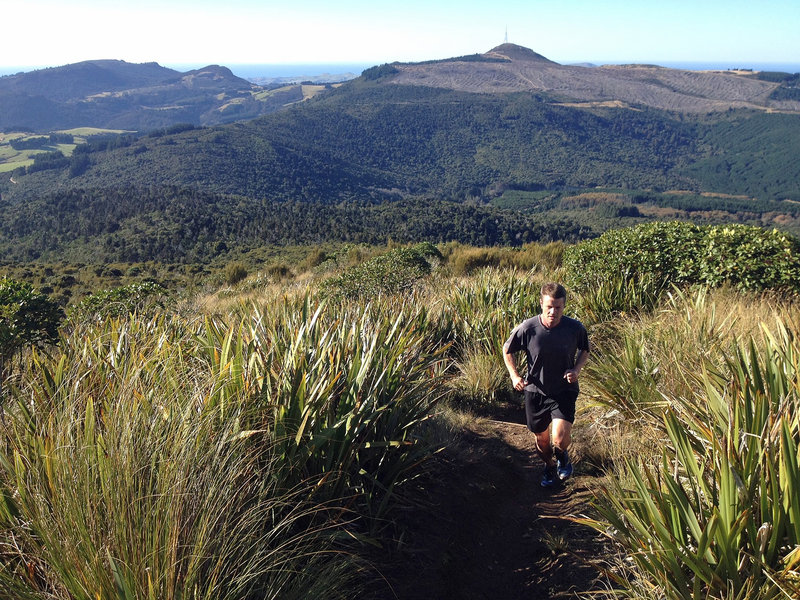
xmin=364 ymin=402 xmax=613 ymax=599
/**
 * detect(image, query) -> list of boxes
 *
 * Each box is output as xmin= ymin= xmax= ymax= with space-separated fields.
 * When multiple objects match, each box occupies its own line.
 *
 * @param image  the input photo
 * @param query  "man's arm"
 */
xmin=503 ymin=343 xmax=526 ymax=391
xmin=563 ymin=349 xmax=590 ymax=384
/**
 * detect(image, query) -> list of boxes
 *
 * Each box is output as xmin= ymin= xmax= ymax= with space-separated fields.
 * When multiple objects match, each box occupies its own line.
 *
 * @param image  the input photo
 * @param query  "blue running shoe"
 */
xmin=541 ymin=466 xmax=557 ymax=488
xmin=556 ymin=450 xmax=573 ymax=481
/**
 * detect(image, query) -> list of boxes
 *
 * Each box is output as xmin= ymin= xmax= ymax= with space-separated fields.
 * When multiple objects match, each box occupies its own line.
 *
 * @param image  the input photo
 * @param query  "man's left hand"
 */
xmin=563 ymin=369 xmax=579 ymax=384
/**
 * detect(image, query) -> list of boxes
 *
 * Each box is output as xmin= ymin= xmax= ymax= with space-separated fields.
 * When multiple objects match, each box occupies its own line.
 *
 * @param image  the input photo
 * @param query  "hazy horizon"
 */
xmin=2 ymin=58 xmax=799 ymax=81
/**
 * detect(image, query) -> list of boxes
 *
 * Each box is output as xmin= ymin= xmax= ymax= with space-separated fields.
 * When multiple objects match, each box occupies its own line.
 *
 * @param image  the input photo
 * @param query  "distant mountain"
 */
xmin=1 ymin=44 xmax=800 ymax=263
xmin=0 ymin=59 xmax=321 ymax=131
xmin=0 ymin=60 xmax=178 ymax=101
xmin=388 ymin=44 xmax=800 ymax=113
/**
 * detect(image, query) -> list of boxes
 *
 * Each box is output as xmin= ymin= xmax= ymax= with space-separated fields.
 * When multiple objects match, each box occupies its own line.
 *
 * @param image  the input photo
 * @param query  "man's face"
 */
xmin=540 ymin=295 xmax=565 ymax=329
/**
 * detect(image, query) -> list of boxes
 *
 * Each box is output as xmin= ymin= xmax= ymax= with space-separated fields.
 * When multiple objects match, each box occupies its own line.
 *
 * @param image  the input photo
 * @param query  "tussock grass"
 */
xmin=0 ymin=314 xmax=361 ymax=599
xmin=0 ymin=288 xmax=450 ymax=596
xmin=441 ymin=241 xmax=565 ymax=276
xmin=582 ymin=287 xmax=800 ymax=599
xmin=3 ymin=250 xmax=800 ymax=598
xmin=448 ymin=342 xmax=510 ymax=406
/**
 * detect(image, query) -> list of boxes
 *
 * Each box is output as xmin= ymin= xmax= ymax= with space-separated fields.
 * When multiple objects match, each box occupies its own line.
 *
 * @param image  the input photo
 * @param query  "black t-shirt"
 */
xmin=504 ymin=315 xmax=590 ymax=397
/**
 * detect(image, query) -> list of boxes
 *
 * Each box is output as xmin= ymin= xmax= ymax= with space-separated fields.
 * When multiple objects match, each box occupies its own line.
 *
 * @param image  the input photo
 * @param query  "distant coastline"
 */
xmin=1 ymin=60 xmax=798 ymax=79
xmin=644 ymin=61 xmax=800 ymax=72
xmin=211 ymin=63 xmax=375 ymax=80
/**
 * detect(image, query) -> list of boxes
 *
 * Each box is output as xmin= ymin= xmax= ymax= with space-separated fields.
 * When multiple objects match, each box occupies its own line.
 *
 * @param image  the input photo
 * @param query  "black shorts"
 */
xmin=524 ymin=389 xmax=578 ymax=434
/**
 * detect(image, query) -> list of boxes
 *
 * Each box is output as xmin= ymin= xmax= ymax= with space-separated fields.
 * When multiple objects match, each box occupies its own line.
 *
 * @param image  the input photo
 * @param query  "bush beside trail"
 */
xmin=564 ymin=221 xmax=800 ymax=294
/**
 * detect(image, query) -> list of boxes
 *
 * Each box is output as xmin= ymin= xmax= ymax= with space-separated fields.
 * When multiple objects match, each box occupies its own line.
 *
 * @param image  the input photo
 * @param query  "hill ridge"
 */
xmin=0 ymin=59 xmax=180 ymax=101
xmin=387 ymin=44 xmax=800 ymax=114
xmin=483 ymin=43 xmax=557 ymax=64
xmin=1 ymin=43 xmax=799 ymax=263
xmin=0 ymin=59 xmax=313 ymax=131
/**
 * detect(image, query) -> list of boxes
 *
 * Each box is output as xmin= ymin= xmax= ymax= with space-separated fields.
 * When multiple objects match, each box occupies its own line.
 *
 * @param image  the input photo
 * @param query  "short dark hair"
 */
xmin=540 ymin=282 xmax=567 ymax=301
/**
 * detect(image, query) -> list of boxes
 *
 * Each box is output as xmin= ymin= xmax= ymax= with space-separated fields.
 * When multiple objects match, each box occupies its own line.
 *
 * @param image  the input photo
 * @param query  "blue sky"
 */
xmin=3 ymin=0 xmax=799 ymax=71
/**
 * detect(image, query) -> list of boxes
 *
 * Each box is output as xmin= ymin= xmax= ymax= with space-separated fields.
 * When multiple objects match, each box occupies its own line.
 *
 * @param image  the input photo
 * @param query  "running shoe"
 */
xmin=541 ymin=466 xmax=557 ymax=488
xmin=556 ymin=450 xmax=573 ymax=481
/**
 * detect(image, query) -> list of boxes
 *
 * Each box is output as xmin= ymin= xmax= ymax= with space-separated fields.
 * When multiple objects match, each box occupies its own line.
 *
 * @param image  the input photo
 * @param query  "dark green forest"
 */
xmin=5 ymin=84 xmax=705 ymax=200
xmin=0 ymin=187 xmax=590 ymax=263
xmin=2 ymin=77 xmax=800 ymax=267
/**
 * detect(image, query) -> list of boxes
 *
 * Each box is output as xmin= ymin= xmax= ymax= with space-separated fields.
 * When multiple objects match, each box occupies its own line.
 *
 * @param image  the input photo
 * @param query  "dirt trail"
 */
xmin=365 ymin=402 xmax=612 ymax=599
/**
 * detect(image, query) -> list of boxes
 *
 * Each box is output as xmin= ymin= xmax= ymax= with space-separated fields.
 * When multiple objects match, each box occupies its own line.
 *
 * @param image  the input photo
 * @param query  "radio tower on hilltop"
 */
xmin=504 ymin=26 xmax=508 ymax=43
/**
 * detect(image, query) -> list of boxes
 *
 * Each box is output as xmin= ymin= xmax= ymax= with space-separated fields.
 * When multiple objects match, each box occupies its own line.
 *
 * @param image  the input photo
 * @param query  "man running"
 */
xmin=502 ymin=282 xmax=590 ymax=487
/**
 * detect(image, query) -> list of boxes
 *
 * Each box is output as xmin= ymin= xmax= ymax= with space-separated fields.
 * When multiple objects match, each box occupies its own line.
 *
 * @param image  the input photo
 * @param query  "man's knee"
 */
xmin=552 ymin=421 xmax=572 ymax=449
xmin=534 ymin=430 xmax=551 ymax=452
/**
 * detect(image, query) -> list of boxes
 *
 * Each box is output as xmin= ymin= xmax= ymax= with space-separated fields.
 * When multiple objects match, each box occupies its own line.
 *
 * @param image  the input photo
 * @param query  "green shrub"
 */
xmin=564 ymin=222 xmax=800 ymax=296
xmin=223 ymin=262 xmax=248 ymax=286
xmin=70 ymin=281 xmax=169 ymax=321
xmin=0 ymin=277 xmax=63 ymax=394
xmin=320 ymin=243 xmax=442 ymax=300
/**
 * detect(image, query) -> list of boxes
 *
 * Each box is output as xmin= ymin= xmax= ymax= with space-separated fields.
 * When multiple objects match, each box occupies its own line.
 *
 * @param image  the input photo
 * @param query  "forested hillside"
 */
xmin=4 ymin=84 xmax=706 ymax=199
xmin=0 ymin=188 xmax=590 ymax=262
xmin=2 ymin=48 xmax=800 ymax=264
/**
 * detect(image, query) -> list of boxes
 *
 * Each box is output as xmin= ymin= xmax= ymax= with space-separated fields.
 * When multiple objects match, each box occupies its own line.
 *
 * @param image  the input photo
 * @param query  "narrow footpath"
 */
xmin=365 ymin=402 xmax=613 ymax=599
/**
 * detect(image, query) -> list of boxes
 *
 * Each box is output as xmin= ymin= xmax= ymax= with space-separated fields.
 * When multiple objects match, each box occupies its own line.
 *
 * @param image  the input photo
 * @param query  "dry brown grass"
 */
xmin=390 ymin=47 xmax=799 ymax=114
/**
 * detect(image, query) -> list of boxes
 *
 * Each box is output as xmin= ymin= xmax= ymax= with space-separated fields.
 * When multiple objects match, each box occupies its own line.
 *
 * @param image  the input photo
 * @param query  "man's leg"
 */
xmin=552 ymin=418 xmax=573 ymax=480
xmin=525 ymin=391 xmax=560 ymax=486
xmin=533 ymin=426 xmax=555 ymax=467
xmin=534 ymin=427 xmax=558 ymax=487
xmin=525 ymin=391 xmax=556 ymax=465
xmin=552 ymin=418 xmax=572 ymax=454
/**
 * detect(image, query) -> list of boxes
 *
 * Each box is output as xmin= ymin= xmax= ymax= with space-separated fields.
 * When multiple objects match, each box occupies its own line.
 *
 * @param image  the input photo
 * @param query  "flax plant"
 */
xmin=435 ymin=268 xmax=543 ymax=357
xmin=197 ymin=294 xmax=449 ymax=524
xmin=569 ymin=271 xmax=669 ymax=328
xmin=582 ymin=313 xmax=800 ymax=599
xmin=430 ymin=269 xmax=544 ymax=406
xmin=586 ymin=288 xmax=741 ymax=424
xmin=0 ymin=313 xmax=358 ymax=599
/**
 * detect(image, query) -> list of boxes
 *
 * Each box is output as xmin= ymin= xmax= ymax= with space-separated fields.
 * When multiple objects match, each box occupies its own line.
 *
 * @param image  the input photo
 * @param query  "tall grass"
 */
xmin=9 ymin=255 xmax=799 ymax=599
xmin=0 ymin=290 xmax=449 ymax=597
xmin=436 ymin=267 xmax=543 ymax=357
xmin=582 ymin=289 xmax=800 ymax=599
xmin=433 ymin=268 xmax=544 ymax=405
xmin=443 ymin=241 xmax=565 ymax=276
xmin=201 ymin=295 xmax=450 ymax=521
xmin=569 ymin=271 xmax=669 ymax=328
xmin=0 ymin=314 xmax=359 ymax=599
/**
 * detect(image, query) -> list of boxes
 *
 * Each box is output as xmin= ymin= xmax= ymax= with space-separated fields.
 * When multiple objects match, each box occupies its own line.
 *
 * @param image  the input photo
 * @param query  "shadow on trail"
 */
xmin=365 ymin=402 xmax=611 ymax=600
